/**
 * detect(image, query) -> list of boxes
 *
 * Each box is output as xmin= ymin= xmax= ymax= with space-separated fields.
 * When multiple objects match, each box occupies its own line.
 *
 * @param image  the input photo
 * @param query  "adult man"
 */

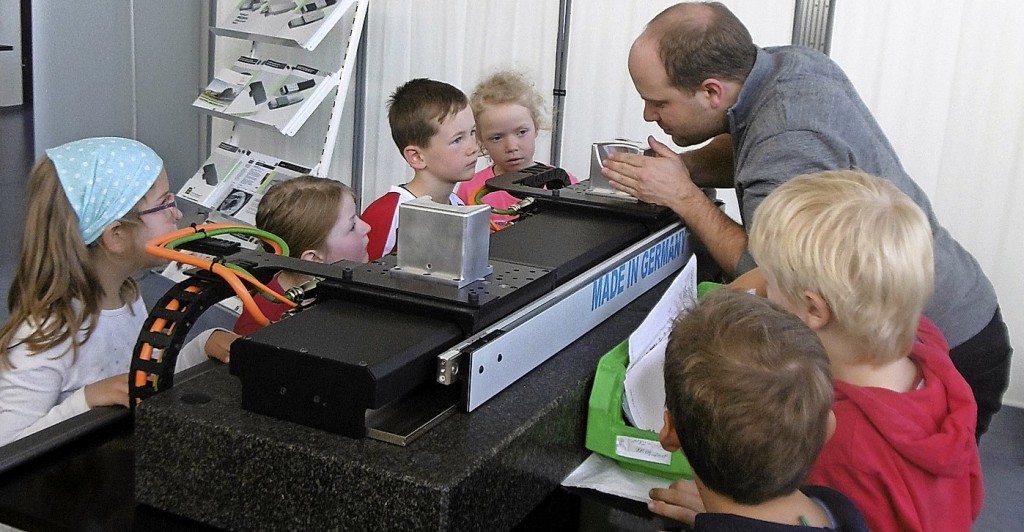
xmin=603 ymin=1 xmax=1010 ymax=438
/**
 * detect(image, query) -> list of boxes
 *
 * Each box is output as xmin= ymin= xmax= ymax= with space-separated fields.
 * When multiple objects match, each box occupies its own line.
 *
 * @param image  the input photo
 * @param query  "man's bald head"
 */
xmin=636 ymin=2 xmax=756 ymax=91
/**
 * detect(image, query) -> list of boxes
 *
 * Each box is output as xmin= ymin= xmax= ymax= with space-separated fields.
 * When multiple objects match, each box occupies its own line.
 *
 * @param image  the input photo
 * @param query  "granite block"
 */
xmin=135 ymin=282 xmax=666 ymax=531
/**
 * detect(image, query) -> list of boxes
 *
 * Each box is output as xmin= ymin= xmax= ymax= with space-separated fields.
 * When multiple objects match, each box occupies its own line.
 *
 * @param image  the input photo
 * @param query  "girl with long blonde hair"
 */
xmin=0 ymin=137 xmax=232 ymax=446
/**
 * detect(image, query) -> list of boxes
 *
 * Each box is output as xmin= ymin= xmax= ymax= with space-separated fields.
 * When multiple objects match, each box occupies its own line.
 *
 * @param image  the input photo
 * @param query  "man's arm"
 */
xmin=681 ymin=133 xmax=735 ymax=188
xmin=604 ymin=136 xmax=747 ymax=276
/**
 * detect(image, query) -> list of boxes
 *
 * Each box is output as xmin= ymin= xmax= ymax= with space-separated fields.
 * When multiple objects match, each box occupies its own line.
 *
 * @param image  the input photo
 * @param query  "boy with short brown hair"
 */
xmin=362 ymin=78 xmax=479 ymax=260
xmin=657 ymin=289 xmax=867 ymax=531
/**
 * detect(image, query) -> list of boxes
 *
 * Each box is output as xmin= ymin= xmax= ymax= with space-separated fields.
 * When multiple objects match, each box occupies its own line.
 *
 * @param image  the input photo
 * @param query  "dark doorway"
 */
xmin=20 ymin=0 xmax=31 ymax=104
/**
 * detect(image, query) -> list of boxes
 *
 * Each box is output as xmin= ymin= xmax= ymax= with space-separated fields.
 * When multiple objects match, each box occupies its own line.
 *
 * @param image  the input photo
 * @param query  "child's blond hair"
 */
xmin=748 ymin=170 xmax=934 ymax=361
xmin=470 ymin=70 xmax=546 ymax=138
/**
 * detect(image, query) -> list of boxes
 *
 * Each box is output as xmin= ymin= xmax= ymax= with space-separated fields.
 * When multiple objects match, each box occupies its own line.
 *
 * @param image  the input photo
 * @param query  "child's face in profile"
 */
xmin=319 ymin=194 xmax=370 ymax=264
xmin=419 ymin=106 xmax=479 ymax=184
xmin=477 ymin=103 xmax=538 ymax=174
xmin=133 ymin=170 xmax=183 ymax=269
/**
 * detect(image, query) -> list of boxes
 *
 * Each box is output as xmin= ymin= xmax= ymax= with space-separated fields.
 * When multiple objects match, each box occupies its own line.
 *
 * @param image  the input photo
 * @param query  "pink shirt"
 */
xmin=456 ymin=163 xmax=577 ymax=228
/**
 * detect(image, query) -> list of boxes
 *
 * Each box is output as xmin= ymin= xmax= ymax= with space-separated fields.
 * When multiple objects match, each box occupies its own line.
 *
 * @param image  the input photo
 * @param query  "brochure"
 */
xmin=622 ymin=254 xmax=699 ymax=432
xmin=194 ymin=56 xmax=339 ymax=136
xmin=212 ymin=0 xmax=357 ymax=51
xmin=178 ymin=141 xmax=311 ymax=226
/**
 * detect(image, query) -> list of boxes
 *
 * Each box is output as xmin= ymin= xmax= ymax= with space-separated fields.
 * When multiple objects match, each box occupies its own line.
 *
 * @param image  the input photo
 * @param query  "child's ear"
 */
xmin=403 ymin=145 xmax=427 ymax=170
xmin=825 ymin=409 xmax=837 ymax=442
xmin=97 ymin=221 xmax=131 ymax=254
xmin=659 ymin=410 xmax=681 ymax=452
xmin=801 ymin=290 xmax=832 ymax=331
xmin=300 ymin=249 xmax=323 ymax=263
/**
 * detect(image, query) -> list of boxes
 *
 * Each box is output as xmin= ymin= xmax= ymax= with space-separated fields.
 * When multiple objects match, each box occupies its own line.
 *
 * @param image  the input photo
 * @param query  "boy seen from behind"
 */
xmin=362 ymin=78 xmax=479 ymax=260
xmin=657 ymin=289 xmax=868 ymax=531
xmin=748 ymin=170 xmax=983 ymax=531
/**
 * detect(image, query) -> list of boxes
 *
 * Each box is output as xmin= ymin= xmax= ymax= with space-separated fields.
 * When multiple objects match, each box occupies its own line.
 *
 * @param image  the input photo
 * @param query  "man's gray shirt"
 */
xmin=727 ymin=45 xmax=997 ymax=348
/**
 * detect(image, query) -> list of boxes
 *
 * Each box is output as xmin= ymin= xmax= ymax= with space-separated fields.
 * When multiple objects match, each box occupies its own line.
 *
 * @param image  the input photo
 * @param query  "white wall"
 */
xmin=32 ymin=1 xmax=203 ymax=191
xmin=0 ymin=0 xmax=22 ymax=107
xmin=830 ymin=0 xmax=1024 ymax=406
xmin=33 ymin=1 xmax=134 ymax=150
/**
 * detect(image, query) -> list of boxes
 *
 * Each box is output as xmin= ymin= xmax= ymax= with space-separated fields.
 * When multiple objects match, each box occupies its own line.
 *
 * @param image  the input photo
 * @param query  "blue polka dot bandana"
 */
xmin=45 ymin=137 xmax=164 ymax=245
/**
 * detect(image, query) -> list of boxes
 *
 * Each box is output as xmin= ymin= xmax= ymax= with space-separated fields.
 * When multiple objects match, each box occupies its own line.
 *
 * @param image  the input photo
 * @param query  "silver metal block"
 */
xmin=393 ymin=196 xmax=493 ymax=287
xmin=586 ymin=140 xmax=647 ymax=202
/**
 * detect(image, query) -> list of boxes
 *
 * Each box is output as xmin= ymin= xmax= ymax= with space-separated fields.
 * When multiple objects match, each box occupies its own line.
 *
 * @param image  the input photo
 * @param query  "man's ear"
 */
xmin=699 ymin=78 xmax=727 ymax=108
xmin=659 ymin=410 xmax=681 ymax=452
xmin=403 ymin=145 xmax=426 ymax=170
xmin=801 ymin=290 xmax=832 ymax=331
xmin=299 ymin=249 xmax=323 ymax=263
xmin=825 ymin=409 xmax=837 ymax=442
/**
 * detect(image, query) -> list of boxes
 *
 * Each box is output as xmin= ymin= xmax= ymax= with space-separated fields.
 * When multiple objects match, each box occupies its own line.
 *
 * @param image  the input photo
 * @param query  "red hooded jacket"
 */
xmin=808 ymin=316 xmax=983 ymax=532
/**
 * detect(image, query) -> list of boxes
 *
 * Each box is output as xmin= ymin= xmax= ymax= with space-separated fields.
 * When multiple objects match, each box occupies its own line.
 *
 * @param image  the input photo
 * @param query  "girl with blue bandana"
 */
xmin=0 ymin=137 xmax=235 ymax=446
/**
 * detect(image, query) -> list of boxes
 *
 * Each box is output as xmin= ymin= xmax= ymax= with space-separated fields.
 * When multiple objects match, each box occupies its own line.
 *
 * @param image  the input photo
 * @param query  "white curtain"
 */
xmin=359 ymin=0 xmax=793 ymax=215
xmin=831 ymin=0 xmax=1024 ymax=406
xmin=360 ymin=0 xmax=563 ymax=205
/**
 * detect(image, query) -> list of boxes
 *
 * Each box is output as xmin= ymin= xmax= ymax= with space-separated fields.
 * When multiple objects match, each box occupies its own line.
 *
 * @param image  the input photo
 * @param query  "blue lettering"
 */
xmin=627 ymin=257 xmax=639 ymax=287
xmin=591 ymin=231 xmax=686 ymax=312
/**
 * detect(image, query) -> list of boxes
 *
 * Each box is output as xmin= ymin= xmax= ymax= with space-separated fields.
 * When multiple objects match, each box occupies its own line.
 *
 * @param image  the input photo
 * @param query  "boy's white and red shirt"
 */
xmin=807 ymin=316 xmax=984 ymax=532
xmin=362 ymin=185 xmax=463 ymax=261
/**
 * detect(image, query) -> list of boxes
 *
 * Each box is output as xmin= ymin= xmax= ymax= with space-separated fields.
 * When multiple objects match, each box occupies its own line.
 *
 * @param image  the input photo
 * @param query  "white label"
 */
xmin=615 ymin=436 xmax=673 ymax=465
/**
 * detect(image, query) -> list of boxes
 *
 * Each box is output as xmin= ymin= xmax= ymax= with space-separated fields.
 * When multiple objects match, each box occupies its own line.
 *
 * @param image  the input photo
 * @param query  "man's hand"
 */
xmin=649 ymin=479 xmax=705 ymax=526
xmin=602 ymin=136 xmax=702 ymax=211
xmin=84 ymin=373 xmax=130 ymax=408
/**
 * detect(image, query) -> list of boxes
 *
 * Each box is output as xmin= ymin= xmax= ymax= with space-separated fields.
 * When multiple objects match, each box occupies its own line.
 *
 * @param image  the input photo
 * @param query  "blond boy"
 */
xmin=747 ymin=170 xmax=983 ymax=531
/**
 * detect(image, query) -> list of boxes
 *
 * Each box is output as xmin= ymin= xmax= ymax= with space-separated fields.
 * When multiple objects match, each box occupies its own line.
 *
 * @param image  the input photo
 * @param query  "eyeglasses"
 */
xmin=138 ymin=193 xmax=177 ymax=216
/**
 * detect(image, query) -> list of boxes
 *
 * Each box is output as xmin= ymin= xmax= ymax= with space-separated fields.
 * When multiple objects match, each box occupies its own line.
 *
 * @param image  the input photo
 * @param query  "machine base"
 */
xmin=134 ymin=278 xmax=673 ymax=531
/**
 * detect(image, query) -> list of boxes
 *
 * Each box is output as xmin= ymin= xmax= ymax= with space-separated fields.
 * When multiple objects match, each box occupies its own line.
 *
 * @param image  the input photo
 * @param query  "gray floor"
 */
xmin=1 ymin=105 xmax=1022 ymax=530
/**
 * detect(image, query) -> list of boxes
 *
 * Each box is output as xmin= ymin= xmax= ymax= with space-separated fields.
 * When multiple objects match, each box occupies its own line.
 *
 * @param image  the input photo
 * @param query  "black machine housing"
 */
xmin=218 ymin=166 xmax=682 ymax=438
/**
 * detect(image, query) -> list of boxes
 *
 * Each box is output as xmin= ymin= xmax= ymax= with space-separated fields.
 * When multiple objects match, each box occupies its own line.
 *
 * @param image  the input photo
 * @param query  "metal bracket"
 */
xmin=437 ymin=349 xmax=462 ymax=385
xmin=792 ymin=0 xmax=835 ymax=55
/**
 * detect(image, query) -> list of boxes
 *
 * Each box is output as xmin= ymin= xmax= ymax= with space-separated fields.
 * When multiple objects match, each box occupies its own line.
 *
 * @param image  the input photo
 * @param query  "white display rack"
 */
xmin=194 ymin=56 xmax=341 ymax=137
xmin=165 ymin=0 xmax=369 ymax=315
xmin=212 ymin=0 xmax=358 ymax=51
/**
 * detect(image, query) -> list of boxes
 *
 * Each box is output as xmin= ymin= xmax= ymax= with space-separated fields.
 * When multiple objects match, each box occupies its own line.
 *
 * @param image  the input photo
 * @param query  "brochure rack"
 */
xmin=212 ymin=0 xmax=359 ymax=51
xmin=164 ymin=0 xmax=369 ymax=315
xmin=197 ymin=0 xmax=367 ymax=175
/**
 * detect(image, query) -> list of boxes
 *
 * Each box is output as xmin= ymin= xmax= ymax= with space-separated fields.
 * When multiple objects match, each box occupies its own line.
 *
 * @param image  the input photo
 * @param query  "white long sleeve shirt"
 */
xmin=0 ymin=297 xmax=214 ymax=446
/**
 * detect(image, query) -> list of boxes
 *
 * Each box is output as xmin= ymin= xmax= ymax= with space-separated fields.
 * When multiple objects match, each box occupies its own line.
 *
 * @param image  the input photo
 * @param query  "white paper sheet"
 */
xmin=622 ymin=255 xmax=698 ymax=431
xmin=561 ymin=453 xmax=673 ymax=503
